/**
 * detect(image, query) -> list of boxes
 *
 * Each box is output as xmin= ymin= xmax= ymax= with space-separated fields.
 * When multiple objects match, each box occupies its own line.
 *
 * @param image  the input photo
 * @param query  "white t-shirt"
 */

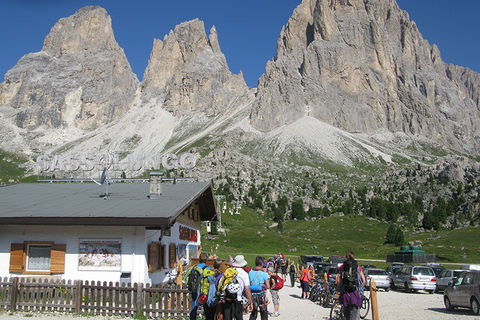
xmin=235 ymin=267 xmax=251 ymax=301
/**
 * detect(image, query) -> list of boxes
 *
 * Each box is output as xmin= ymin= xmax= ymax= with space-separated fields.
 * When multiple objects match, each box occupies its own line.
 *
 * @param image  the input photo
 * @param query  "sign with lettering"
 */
xmin=179 ymin=226 xmax=198 ymax=242
xmin=35 ymin=151 xmax=197 ymax=173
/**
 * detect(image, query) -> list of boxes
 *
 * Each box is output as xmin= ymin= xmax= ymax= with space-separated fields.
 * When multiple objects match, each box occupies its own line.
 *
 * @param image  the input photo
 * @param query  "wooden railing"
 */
xmin=0 ymin=277 xmax=191 ymax=318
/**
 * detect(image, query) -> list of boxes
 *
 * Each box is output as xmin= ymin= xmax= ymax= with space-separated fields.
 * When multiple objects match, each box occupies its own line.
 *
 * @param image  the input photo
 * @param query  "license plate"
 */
xmin=420 ymin=277 xmax=429 ymax=281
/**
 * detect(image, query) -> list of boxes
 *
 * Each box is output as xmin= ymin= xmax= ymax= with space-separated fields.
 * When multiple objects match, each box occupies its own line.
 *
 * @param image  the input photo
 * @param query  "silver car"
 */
xmin=444 ymin=271 xmax=480 ymax=315
xmin=365 ymin=268 xmax=391 ymax=291
xmin=392 ymin=265 xmax=436 ymax=293
xmin=436 ymin=269 xmax=464 ymax=292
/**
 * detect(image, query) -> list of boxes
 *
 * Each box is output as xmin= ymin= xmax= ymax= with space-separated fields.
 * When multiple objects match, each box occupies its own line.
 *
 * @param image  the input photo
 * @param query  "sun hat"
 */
xmin=231 ymin=255 xmax=248 ymax=267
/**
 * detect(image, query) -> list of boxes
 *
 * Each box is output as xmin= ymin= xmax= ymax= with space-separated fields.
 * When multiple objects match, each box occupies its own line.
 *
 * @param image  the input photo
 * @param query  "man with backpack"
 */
xmin=185 ymin=253 xmax=212 ymax=320
xmin=219 ymin=255 xmax=253 ymax=320
xmin=249 ymin=256 xmax=270 ymax=320
xmin=279 ymin=254 xmax=288 ymax=282
xmin=335 ymin=252 xmax=366 ymax=320
xmin=288 ymin=262 xmax=297 ymax=287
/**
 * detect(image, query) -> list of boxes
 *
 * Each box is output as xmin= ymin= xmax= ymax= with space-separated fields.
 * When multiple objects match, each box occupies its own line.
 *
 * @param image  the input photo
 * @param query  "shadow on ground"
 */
xmin=427 ymin=307 xmax=475 ymax=316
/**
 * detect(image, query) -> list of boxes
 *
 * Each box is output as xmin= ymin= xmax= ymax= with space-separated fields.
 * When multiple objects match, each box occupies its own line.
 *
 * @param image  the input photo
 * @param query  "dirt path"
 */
xmin=274 ymin=282 xmax=478 ymax=320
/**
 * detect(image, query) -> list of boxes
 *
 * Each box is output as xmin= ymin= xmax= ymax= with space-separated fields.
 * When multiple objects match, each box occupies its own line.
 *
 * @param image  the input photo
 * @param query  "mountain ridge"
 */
xmin=251 ymin=0 xmax=479 ymax=155
xmin=0 ymin=0 xmax=478 ymax=174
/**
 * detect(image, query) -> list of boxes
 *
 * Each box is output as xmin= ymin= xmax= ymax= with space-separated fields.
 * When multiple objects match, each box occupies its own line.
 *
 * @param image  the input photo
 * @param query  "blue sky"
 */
xmin=0 ymin=0 xmax=478 ymax=87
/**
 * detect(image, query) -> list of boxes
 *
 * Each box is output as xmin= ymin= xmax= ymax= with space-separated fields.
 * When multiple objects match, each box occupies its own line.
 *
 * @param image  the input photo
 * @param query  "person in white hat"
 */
xmin=223 ymin=255 xmax=253 ymax=320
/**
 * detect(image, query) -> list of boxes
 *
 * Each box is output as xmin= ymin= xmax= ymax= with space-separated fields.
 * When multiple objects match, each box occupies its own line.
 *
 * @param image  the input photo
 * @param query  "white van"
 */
xmin=392 ymin=265 xmax=436 ymax=293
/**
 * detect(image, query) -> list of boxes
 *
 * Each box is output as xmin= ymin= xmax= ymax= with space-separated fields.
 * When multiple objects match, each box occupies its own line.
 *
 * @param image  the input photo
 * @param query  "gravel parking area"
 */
xmin=1 ymin=284 xmax=478 ymax=320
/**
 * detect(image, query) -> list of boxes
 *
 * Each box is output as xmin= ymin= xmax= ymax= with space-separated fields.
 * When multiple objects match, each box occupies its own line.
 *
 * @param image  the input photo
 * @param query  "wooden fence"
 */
xmin=0 ymin=277 xmax=191 ymax=318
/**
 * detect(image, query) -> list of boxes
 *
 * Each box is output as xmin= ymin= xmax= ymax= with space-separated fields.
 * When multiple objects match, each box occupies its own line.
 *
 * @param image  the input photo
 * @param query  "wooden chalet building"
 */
xmin=0 ymin=177 xmax=216 ymax=284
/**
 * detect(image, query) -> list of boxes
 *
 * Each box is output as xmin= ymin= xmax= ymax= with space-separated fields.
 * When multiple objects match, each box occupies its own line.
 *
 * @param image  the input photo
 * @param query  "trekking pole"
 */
xmin=370 ymin=279 xmax=379 ymax=320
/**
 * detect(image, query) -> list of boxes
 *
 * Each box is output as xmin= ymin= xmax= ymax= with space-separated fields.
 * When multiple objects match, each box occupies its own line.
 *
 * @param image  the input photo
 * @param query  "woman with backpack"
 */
xmin=335 ymin=252 xmax=366 ymax=320
xmin=267 ymin=271 xmax=283 ymax=317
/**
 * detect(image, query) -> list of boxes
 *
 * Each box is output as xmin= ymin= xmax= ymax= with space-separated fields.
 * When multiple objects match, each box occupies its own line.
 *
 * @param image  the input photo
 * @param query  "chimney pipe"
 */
xmin=149 ymin=172 xmax=164 ymax=199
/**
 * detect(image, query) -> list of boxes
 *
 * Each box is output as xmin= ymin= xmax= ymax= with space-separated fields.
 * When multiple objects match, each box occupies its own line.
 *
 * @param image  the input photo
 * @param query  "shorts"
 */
xmin=281 ymin=266 xmax=287 ymax=274
xmin=271 ymin=289 xmax=279 ymax=306
xmin=301 ymin=280 xmax=309 ymax=293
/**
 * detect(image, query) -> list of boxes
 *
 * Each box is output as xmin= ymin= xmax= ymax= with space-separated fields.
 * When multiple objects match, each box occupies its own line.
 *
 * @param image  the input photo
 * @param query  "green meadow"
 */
xmin=202 ymin=206 xmax=480 ymax=266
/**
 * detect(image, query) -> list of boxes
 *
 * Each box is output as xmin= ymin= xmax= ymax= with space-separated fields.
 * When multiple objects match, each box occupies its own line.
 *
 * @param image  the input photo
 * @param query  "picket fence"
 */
xmin=0 ymin=277 xmax=191 ymax=318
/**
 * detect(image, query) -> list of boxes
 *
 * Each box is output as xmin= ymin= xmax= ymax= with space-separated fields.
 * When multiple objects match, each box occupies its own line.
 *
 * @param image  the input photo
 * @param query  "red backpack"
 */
xmin=271 ymin=274 xmax=284 ymax=290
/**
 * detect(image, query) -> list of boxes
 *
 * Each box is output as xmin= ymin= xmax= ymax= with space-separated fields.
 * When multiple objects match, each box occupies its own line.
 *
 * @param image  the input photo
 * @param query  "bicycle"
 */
xmin=309 ymin=279 xmax=325 ymax=303
xmin=322 ymin=282 xmax=337 ymax=308
xmin=359 ymin=291 xmax=370 ymax=319
xmin=329 ymin=296 xmax=345 ymax=320
xmin=329 ymin=291 xmax=370 ymax=320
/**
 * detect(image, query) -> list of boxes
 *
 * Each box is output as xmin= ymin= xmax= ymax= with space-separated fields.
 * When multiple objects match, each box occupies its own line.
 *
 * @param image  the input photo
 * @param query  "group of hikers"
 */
xmin=185 ymin=251 xmax=365 ymax=320
xmin=185 ymin=253 xmax=289 ymax=320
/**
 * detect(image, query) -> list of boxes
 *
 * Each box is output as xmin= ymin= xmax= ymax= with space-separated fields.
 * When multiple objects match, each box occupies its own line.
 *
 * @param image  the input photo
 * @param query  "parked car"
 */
xmin=300 ymin=254 xmax=324 ymax=266
xmin=326 ymin=266 xmax=339 ymax=283
xmin=444 ymin=271 xmax=480 ymax=315
xmin=313 ymin=262 xmax=331 ymax=277
xmin=362 ymin=264 xmax=377 ymax=270
xmin=387 ymin=262 xmax=404 ymax=276
xmin=365 ymin=268 xmax=391 ymax=291
xmin=392 ymin=265 xmax=436 ymax=293
xmin=430 ymin=265 xmax=446 ymax=278
xmin=436 ymin=269 xmax=465 ymax=292
xmin=329 ymin=255 xmax=345 ymax=266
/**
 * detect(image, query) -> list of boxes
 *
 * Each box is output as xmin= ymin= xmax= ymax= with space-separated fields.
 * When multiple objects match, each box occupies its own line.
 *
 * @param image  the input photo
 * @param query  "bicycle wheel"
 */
xmin=329 ymin=301 xmax=345 ymax=320
xmin=359 ymin=294 xmax=370 ymax=319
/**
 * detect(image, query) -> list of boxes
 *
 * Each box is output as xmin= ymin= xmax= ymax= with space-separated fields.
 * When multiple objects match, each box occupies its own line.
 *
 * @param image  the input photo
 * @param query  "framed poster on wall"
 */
xmin=78 ymin=239 xmax=122 ymax=271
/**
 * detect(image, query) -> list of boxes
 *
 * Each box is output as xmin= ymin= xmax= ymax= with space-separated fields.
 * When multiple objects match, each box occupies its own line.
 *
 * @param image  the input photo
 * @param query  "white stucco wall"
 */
xmin=146 ymin=221 xmax=201 ymax=284
xmin=0 ymin=222 xmax=201 ymax=285
xmin=0 ymin=225 xmax=148 ymax=283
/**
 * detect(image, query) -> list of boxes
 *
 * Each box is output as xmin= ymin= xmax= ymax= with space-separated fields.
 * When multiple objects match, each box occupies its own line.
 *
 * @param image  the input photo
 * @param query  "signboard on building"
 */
xmin=179 ymin=226 xmax=198 ymax=242
xmin=78 ymin=239 xmax=122 ymax=271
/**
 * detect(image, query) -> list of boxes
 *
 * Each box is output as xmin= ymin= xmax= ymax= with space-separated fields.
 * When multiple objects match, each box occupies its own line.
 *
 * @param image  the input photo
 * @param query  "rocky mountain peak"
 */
xmin=42 ymin=6 xmax=118 ymax=57
xmin=250 ymin=0 xmax=480 ymax=154
xmin=141 ymin=19 xmax=252 ymax=115
xmin=0 ymin=6 xmax=138 ymax=130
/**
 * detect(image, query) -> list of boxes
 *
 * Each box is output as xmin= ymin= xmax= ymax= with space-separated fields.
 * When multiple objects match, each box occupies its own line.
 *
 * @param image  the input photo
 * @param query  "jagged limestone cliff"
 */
xmin=0 ymin=6 xmax=138 ymax=130
xmin=250 ymin=0 xmax=480 ymax=154
xmin=141 ymin=19 xmax=252 ymax=116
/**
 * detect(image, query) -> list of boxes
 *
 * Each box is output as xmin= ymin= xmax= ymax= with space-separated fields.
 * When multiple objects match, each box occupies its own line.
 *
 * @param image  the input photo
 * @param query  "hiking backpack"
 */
xmin=185 ymin=265 xmax=207 ymax=294
xmin=271 ymin=274 xmax=284 ymax=290
xmin=249 ymin=270 xmax=266 ymax=292
xmin=342 ymin=260 xmax=358 ymax=293
xmin=201 ymin=269 xmax=218 ymax=307
xmin=217 ymin=267 xmax=241 ymax=302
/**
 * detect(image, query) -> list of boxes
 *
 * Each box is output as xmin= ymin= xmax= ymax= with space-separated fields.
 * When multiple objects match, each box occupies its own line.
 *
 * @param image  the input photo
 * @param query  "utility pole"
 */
xmin=215 ymin=195 xmax=225 ymax=229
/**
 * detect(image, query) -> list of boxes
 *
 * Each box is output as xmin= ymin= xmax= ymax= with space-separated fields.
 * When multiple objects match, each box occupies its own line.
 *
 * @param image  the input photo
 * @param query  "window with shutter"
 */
xmin=50 ymin=244 xmax=66 ymax=274
xmin=169 ymin=243 xmax=177 ymax=268
xmin=156 ymin=243 xmax=163 ymax=271
xmin=161 ymin=245 xmax=166 ymax=269
xmin=9 ymin=242 xmax=66 ymax=275
xmin=27 ymin=245 xmax=51 ymax=271
xmin=148 ymin=242 xmax=158 ymax=273
xmin=9 ymin=243 xmax=25 ymax=273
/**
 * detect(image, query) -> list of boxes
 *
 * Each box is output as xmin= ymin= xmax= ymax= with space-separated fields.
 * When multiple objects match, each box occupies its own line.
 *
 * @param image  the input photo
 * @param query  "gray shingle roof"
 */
xmin=0 ymin=182 xmax=215 ymax=225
